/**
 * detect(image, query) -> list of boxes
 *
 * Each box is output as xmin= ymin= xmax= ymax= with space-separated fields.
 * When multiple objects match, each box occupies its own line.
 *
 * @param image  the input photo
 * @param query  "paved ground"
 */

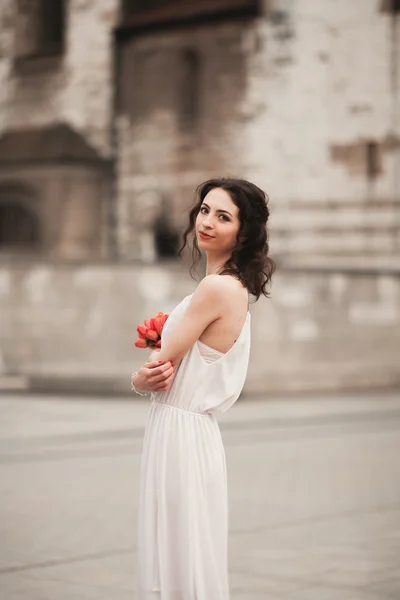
xmin=0 ymin=390 xmax=400 ymax=599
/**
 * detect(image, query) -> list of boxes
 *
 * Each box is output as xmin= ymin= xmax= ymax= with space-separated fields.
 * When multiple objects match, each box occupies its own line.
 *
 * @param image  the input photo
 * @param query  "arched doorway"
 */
xmin=0 ymin=191 xmax=40 ymax=251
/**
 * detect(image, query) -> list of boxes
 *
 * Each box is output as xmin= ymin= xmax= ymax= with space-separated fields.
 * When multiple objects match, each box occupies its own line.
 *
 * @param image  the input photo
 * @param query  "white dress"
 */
xmin=137 ymin=293 xmax=251 ymax=599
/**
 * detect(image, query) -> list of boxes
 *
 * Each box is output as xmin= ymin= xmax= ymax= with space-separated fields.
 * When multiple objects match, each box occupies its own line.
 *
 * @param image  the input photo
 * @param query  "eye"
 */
xmin=199 ymin=206 xmax=229 ymax=222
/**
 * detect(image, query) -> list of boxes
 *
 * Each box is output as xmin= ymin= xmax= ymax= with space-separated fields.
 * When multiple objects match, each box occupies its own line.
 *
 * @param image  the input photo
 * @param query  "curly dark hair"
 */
xmin=179 ymin=177 xmax=276 ymax=300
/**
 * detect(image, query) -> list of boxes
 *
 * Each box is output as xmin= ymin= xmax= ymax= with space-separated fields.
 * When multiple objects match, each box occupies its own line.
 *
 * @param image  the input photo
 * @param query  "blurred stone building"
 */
xmin=0 ymin=0 xmax=399 ymax=394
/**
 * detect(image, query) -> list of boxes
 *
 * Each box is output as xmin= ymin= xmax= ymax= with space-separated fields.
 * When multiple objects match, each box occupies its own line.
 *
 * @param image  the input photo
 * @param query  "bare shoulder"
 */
xmin=196 ymin=274 xmax=247 ymax=307
xmin=197 ymin=273 xmax=238 ymax=294
xmin=192 ymin=274 xmax=227 ymax=304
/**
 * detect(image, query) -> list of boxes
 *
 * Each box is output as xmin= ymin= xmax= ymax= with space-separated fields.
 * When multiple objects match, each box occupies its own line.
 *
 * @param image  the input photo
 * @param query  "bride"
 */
xmin=131 ymin=178 xmax=275 ymax=599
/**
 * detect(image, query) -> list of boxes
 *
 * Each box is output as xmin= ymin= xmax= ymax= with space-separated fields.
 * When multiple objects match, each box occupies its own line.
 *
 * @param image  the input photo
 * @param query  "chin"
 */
xmin=197 ymin=234 xmax=210 ymax=245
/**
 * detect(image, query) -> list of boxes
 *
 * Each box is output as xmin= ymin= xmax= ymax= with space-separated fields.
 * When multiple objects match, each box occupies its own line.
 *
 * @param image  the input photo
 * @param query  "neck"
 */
xmin=205 ymin=252 xmax=232 ymax=276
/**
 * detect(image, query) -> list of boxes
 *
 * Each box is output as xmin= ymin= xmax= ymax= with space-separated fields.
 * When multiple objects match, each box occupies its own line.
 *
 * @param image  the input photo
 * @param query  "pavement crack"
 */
xmin=230 ymin=503 xmax=400 ymax=537
xmin=0 ymin=547 xmax=135 ymax=576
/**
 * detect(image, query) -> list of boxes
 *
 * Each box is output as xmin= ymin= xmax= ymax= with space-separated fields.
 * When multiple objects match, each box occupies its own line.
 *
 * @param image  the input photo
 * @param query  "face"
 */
xmin=195 ymin=187 xmax=241 ymax=255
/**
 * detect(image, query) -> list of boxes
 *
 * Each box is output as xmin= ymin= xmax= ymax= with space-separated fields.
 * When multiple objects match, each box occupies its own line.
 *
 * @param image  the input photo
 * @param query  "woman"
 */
xmin=131 ymin=178 xmax=275 ymax=599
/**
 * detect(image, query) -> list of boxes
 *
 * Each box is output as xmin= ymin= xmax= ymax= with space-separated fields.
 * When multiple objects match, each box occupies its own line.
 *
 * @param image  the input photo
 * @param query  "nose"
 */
xmin=202 ymin=213 xmax=213 ymax=229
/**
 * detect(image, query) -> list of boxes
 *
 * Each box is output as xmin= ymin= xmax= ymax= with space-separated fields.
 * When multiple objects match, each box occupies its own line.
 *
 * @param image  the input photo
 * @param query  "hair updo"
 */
xmin=179 ymin=177 xmax=276 ymax=300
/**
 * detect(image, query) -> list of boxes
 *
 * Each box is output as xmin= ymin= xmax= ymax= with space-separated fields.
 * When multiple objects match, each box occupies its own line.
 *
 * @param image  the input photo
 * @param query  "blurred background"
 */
xmin=0 ymin=2 xmax=400 ymax=599
xmin=0 ymin=0 xmax=399 ymax=395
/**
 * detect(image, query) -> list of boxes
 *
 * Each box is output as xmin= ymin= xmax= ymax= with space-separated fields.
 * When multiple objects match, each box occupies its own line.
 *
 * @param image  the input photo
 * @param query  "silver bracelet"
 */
xmin=131 ymin=372 xmax=150 ymax=396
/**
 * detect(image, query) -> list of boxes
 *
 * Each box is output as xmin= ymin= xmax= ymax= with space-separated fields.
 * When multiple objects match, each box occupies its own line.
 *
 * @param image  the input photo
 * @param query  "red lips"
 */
xmin=199 ymin=231 xmax=214 ymax=240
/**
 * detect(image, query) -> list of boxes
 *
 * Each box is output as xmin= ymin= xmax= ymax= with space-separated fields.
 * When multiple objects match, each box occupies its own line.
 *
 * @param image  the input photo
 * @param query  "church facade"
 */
xmin=0 ymin=0 xmax=399 ymax=394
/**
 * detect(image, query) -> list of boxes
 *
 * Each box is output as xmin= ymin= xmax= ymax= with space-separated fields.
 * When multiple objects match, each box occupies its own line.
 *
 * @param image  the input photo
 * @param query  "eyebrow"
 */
xmin=202 ymin=202 xmax=233 ymax=217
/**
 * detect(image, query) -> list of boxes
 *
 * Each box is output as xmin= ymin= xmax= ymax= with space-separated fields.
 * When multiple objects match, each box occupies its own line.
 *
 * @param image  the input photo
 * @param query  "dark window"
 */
xmin=119 ymin=0 xmax=260 ymax=34
xmin=366 ymin=141 xmax=380 ymax=180
xmin=153 ymin=198 xmax=179 ymax=258
xmin=154 ymin=217 xmax=179 ymax=258
xmin=124 ymin=0 xmax=172 ymax=13
xmin=39 ymin=0 xmax=66 ymax=55
xmin=380 ymin=0 xmax=400 ymax=13
xmin=180 ymin=49 xmax=201 ymax=127
xmin=0 ymin=203 xmax=40 ymax=250
xmin=15 ymin=0 xmax=66 ymax=60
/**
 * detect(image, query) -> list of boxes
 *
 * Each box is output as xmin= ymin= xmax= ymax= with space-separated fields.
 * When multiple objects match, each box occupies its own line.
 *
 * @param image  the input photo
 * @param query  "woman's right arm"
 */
xmin=132 ymin=360 xmax=175 ymax=393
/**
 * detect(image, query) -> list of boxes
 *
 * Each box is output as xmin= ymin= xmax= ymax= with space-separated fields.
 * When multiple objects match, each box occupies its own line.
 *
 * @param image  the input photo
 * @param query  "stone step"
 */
xmin=274 ymin=208 xmax=400 ymax=231
xmin=273 ymin=230 xmax=400 ymax=254
xmin=281 ymin=254 xmax=400 ymax=271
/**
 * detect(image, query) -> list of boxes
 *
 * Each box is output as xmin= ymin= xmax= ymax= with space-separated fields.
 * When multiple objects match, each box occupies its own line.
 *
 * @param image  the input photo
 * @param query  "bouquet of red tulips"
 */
xmin=135 ymin=312 xmax=169 ymax=349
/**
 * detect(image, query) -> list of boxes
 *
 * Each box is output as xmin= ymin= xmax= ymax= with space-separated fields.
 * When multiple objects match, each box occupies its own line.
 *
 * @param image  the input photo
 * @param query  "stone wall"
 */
xmin=0 ymin=164 xmax=110 ymax=259
xmin=0 ymin=1 xmax=118 ymax=261
xmin=0 ymin=0 xmax=119 ymax=156
xmin=117 ymin=0 xmax=400 ymax=262
xmin=0 ymin=1 xmax=399 ymax=394
xmin=117 ymin=19 xmax=252 ymax=258
xmin=0 ymin=0 xmax=398 ymax=263
xmin=242 ymin=1 xmax=400 ymax=261
xmin=1 ymin=260 xmax=399 ymax=395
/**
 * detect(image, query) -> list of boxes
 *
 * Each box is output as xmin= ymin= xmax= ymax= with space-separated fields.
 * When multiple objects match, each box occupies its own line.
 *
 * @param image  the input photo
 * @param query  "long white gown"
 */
xmin=137 ymin=292 xmax=251 ymax=599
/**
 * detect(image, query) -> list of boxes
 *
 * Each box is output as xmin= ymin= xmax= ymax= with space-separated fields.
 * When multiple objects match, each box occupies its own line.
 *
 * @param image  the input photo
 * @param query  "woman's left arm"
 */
xmin=154 ymin=275 xmax=225 ymax=366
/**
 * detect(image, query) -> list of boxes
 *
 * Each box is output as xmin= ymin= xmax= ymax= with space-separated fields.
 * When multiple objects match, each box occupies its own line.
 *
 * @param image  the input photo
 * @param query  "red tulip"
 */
xmin=135 ymin=338 xmax=147 ymax=348
xmin=135 ymin=312 xmax=169 ymax=350
xmin=147 ymin=329 xmax=159 ymax=341
xmin=153 ymin=312 xmax=168 ymax=335
xmin=137 ymin=325 xmax=147 ymax=339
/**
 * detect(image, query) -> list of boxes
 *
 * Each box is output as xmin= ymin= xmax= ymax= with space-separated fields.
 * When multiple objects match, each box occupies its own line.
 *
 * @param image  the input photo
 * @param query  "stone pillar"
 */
xmin=132 ymin=190 xmax=163 ymax=263
xmin=58 ymin=171 xmax=101 ymax=259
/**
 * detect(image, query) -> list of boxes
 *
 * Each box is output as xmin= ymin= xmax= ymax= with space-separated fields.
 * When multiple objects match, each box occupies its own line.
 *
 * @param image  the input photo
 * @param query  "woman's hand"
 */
xmin=132 ymin=360 xmax=175 ymax=393
xmin=149 ymin=349 xmax=176 ymax=369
